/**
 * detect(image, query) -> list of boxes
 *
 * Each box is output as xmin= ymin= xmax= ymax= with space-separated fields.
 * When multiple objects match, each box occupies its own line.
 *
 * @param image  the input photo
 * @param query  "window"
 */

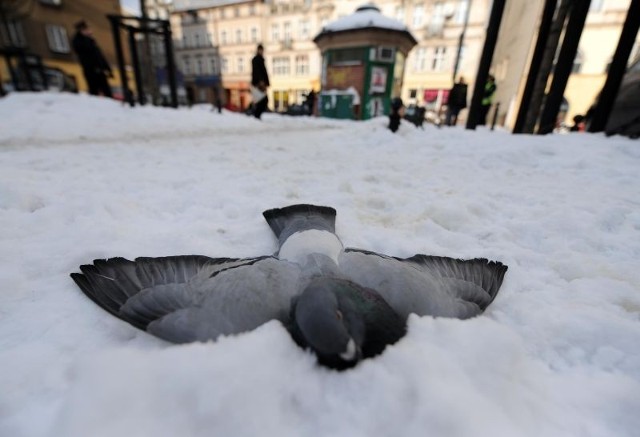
xmin=236 ymin=29 xmax=242 ymax=44
xmin=409 ymin=89 xmax=418 ymax=99
xmin=196 ymin=57 xmax=203 ymax=75
xmin=183 ymin=57 xmax=191 ymax=74
xmin=249 ymin=4 xmax=256 ymax=15
xmin=271 ymin=24 xmax=279 ymax=42
xmin=194 ymin=33 xmax=200 ymax=47
xmin=589 ymin=0 xmax=604 ymax=12
xmin=234 ymin=7 xmax=240 ymax=17
xmin=413 ymin=47 xmax=427 ymax=72
xmin=220 ymin=30 xmax=227 ymax=45
xmin=413 ymin=5 xmax=424 ymax=28
xmin=572 ymin=50 xmax=583 ymax=74
xmin=210 ymin=57 xmax=217 ymax=74
xmin=299 ymin=20 xmax=310 ymax=39
xmin=237 ymin=56 xmax=244 ymax=73
xmin=395 ymin=7 xmax=404 ymax=22
xmin=431 ymin=46 xmax=447 ymax=71
xmin=455 ymin=0 xmax=470 ymax=24
xmin=45 ymin=24 xmax=70 ymax=53
xmin=283 ymin=22 xmax=292 ymax=41
xmin=0 ymin=19 xmax=27 ymax=47
xmin=250 ymin=27 xmax=258 ymax=43
xmin=331 ymin=48 xmax=362 ymax=66
xmin=220 ymin=8 xmax=226 ymax=19
xmin=221 ymin=57 xmax=228 ymax=74
xmin=295 ymin=55 xmax=309 ymax=75
xmin=273 ymin=56 xmax=290 ymax=75
xmin=429 ymin=2 xmax=446 ymax=35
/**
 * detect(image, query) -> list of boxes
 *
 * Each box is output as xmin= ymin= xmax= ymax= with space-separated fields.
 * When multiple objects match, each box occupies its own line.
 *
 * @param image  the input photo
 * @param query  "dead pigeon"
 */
xmin=71 ymin=204 xmax=507 ymax=369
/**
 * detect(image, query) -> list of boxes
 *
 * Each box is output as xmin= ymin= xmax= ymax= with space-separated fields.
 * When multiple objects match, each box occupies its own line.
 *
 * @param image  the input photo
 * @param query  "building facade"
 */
xmin=1 ymin=0 xmax=126 ymax=94
xmin=167 ymin=0 xmax=637 ymax=125
xmin=170 ymin=0 xmax=488 ymax=115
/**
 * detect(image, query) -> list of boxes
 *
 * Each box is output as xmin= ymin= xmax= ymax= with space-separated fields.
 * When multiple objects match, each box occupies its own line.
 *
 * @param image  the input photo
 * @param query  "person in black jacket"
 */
xmin=250 ymin=44 xmax=270 ymax=119
xmin=72 ymin=20 xmax=112 ymax=97
xmin=445 ymin=77 xmax=468 ymax=126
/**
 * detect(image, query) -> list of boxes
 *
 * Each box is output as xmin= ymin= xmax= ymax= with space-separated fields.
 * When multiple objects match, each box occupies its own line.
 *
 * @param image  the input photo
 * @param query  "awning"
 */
xmin=423 ymin=89 xmax=449 ymax=103
xmin=195 ymin=75 xmax=221 ymax=86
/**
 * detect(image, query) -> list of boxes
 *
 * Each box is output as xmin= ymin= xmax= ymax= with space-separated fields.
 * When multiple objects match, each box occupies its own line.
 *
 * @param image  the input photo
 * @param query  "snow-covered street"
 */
xmin=1 ymin=93 xmax=639 ymax=437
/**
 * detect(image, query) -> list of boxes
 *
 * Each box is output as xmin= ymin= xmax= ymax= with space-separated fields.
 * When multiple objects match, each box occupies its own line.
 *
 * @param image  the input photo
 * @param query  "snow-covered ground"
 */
xmin=1 ymin=93 xmax=639 ymax=437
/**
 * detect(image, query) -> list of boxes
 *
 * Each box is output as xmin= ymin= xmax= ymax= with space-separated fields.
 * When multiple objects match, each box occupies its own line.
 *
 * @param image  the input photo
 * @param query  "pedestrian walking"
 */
xmin=250 ymin=44 xmax=270 ymax=119
xmin=445 ymin=77 xmax=468 ymax=126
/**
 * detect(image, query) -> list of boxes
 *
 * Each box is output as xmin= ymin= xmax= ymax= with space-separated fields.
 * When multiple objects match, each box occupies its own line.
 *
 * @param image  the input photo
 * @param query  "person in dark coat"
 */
xmin=303 ymin=90 xmax=316 ymax=116
xmin=479 ymin=74 xmax=497 ymax=126
xmin=445 ymin=77 xmax=468 ymax=126
xmin=250 ymin=44 xmax=270 ymax=119
xmin=388 ymin=97 xmax=404 ymax=133
xmin=71 ymin=20 xmax=113 ymax=98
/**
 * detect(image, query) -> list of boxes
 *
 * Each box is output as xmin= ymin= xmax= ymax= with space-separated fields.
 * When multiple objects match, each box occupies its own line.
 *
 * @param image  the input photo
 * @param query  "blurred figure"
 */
xmin=72 ymin=20 xmax=112 ymax=98
xmin=479 ymin=74 xmax=497 ymax=126
xmin=303 ymin=90 xmax=316 ymax=116
xmin=388 ymin=97 xmax=404 ymax=133
xmin=250 ymin=44 xmax=270 ymax=119
xmin=212 ymin=85 xmax=223 ymax=113
xmin=570 ymin=114 xmax=586 ymax=132
xmin=445 ymin=77 xmax=468 ymax=126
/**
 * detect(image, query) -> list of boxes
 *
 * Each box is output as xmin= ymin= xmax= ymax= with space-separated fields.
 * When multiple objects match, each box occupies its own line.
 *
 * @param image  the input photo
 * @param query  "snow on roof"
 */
xmin=173 ymin=0 xmax=247 ymax=12
xmin=321 ymin=3 xmax=409 ymax=33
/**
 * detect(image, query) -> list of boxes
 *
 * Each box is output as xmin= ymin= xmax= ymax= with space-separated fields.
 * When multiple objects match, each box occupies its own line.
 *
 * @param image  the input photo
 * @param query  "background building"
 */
xmin=1 ymin=0 xmax=127 ymax=94
xmin=4 ymin=0 xmax=635 ymax=126
xmin=170 ymin=0 xmax=492 ymax=116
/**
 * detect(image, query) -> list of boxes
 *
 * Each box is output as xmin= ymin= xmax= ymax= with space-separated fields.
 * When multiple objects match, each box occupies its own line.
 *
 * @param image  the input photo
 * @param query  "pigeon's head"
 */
xmin=291 ymin=277 xmax=366 ymax=369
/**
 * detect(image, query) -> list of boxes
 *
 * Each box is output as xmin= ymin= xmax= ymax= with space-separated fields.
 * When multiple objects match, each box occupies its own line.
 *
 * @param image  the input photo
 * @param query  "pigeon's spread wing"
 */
xmin=340 ymin=249 xmax=507 ymax=319
xmin=71 ymin=255 xmax=301 ymax=343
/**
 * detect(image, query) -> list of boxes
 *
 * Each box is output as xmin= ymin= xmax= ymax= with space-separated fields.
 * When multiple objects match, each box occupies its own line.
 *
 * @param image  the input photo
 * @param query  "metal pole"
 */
xmin=491 ymin=102 xmax=500 ymax=130
xmin=522 ymin=0 xmax=571 ymax=133
xmin=19 ymin=50 xmax=35 ymax=91
xmin=108 ymin=15 xmax=131 ymax=106
xmin=139 ymin=0 xmax=160 ymax=104
xmin=466 ymin=0 xmax=506 ymax=130
xmin=588 ymin=0 xmax=640 ymax=133
xmin=128 ymin=27 xmax=145 ymax=105
xmin=163 ymin=21 xmax=178 ymax=108
xmin=513 ymin=0 xmax=557 ymax=134
xmin=452 ymin=0 xmax=473 ymax=82
xmin=538 ymin=0 xmax=591 ymax=135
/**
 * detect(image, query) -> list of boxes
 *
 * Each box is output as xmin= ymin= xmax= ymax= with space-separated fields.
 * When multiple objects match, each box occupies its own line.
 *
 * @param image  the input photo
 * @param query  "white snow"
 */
xmin=1 ymin=92 xmax=639 ymax=437
xmin=320 ymin=5 xmax=409 ymax=33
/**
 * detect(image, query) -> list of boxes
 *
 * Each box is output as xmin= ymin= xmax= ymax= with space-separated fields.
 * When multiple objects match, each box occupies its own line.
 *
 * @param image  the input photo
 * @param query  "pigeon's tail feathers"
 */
xmin=263 ymin=204 xmax=337 ymax=243
xmin=407 ymin=255 xmax=508 ymax=308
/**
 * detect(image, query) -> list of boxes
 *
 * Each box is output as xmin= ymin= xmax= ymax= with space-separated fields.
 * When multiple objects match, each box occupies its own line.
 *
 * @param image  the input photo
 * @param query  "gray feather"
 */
xmin=340 ymin=249 xmax=507 ymax=319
